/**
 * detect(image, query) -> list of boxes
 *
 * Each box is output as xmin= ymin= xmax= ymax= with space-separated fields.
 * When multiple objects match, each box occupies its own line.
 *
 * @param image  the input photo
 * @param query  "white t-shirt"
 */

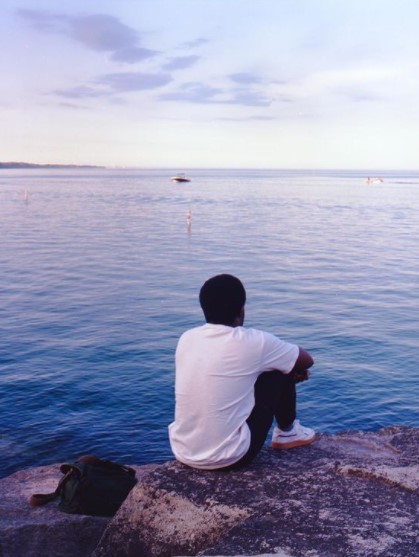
xmin=168 ymin=324 xmax=299 ymax=470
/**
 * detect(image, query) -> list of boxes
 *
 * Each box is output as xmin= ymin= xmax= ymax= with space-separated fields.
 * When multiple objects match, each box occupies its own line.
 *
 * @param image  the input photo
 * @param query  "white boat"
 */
xmin=171 ymin=173 xmax=191 ymax=183
xmin=365 ymin=177 xmax=384 ymax=184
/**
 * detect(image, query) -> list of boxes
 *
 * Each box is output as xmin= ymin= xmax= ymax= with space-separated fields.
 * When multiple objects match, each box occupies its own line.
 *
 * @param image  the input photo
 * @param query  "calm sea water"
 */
xmin=1 ymin=168 xmax=418 ymax=478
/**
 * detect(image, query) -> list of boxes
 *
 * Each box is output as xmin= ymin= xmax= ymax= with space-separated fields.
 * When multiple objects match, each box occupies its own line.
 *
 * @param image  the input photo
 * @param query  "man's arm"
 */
xmin=289 ymin=347 xmax=314 ymax=383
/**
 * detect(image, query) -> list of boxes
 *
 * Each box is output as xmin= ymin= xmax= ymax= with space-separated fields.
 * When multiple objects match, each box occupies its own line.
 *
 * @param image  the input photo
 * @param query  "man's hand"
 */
xmin=289 ymin=348 xmax=313 ymax=383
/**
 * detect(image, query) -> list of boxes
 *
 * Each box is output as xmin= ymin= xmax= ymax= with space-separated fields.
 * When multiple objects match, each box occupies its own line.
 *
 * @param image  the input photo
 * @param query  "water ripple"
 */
xmin=1 ymin=169 xmax=418 ymax=477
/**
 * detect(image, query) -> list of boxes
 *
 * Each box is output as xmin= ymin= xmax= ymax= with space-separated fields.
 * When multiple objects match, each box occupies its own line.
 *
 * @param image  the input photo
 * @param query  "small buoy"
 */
xmin=186 ymin=209 xmax=192 ymax=231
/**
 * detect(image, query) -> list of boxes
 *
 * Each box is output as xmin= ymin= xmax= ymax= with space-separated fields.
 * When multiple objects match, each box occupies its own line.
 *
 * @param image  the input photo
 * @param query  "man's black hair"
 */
xmin=199 ymin=274 xmax=246 ymax=326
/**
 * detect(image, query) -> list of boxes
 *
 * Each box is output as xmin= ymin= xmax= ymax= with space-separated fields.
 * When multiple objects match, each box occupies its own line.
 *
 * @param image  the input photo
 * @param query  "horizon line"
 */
xmin=2 ymin=161 xmax=419 ymax=173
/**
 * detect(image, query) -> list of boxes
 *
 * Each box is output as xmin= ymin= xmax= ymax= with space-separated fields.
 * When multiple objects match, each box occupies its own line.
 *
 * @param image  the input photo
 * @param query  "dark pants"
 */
xmin=224 ymin=371 xmax=296 ymax=470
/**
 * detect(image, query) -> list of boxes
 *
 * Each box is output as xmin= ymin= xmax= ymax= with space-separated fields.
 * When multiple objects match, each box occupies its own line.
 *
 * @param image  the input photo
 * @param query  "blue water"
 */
xmin=1 ymin=168 xmax=418 ymax=478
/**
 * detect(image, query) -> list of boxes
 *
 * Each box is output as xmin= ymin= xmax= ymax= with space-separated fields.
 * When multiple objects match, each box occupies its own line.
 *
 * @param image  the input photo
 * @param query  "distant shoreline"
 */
xmin=0 ymin=162 xmax=103 ymax=170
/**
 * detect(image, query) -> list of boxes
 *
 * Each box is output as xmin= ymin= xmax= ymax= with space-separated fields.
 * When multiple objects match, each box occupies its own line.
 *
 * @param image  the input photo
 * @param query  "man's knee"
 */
xmin=255 ymin=370 xmax=291 ymax=392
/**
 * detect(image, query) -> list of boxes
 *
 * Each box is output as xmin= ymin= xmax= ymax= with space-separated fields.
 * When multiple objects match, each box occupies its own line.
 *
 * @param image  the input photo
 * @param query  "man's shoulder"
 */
xmin=179 ymin=324 xmax=205 ymax=339
xmin=236 ymin=326 xmax=275 ymax=339
xmin=179 ymin=325 xmax=278 ymax=342
xmin=236 ymin=327 xmax=293 ymax=349
xmin=227 ymin=326 xmax=277 ymax=347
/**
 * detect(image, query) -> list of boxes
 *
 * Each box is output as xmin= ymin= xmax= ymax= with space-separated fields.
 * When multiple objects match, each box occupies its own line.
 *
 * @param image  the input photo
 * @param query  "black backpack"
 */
xmin=29 ymin=455 xmax=137 ymax=517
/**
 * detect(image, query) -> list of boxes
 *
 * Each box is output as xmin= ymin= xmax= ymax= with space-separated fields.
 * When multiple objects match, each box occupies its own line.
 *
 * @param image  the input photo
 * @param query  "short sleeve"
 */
xmin=260 ymin=331 xmax=299 ymax=374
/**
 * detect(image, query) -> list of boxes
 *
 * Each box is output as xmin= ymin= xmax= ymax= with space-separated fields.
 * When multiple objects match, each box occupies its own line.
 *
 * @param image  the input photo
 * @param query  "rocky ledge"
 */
xmin=0 ymin=426 xmax=417 ymax=557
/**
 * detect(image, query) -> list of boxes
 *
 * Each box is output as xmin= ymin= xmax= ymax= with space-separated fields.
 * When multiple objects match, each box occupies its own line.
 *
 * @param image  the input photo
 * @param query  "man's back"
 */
xmin=169 ymin=323 xmax=298 ymax=469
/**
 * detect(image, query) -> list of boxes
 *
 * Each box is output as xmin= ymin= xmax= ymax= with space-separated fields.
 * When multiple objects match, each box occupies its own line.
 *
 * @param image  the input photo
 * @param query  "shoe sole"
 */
xmin=270 ymin=434 xmax=317 ymax=450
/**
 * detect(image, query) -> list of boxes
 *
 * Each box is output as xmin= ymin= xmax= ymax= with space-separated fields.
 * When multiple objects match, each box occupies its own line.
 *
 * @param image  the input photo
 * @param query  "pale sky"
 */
xmin=2 ymin=0 xmax=419 ymax=169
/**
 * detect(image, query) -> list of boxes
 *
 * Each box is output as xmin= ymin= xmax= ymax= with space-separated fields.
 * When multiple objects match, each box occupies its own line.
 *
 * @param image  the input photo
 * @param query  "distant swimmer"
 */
xmin=186 ymin=209 xmax=192 ymax=231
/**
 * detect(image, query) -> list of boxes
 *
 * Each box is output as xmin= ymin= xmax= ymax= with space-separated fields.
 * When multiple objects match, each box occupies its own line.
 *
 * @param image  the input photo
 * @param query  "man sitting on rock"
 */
xmin=169 ymin=273 xmax=316 ymax=470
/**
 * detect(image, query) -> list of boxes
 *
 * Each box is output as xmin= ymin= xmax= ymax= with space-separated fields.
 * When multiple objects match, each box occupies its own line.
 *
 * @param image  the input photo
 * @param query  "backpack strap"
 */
xmin=28 ymin=468 xmax=75 ymax=508
xmin=75 ymin=455 xmax=136 ymax=477
xmin=29 ymin=491 xmax=60 ymax=507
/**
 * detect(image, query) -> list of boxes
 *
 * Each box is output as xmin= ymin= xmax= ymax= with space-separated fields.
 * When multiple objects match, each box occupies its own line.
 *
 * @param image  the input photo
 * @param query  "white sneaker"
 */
xmin=270 ymin=420 xmax=316 ymax=450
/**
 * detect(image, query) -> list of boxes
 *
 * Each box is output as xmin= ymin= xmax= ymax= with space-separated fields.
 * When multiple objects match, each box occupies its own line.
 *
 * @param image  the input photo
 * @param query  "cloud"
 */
xmin=229 ymin=72 xmax=261 ymax=85
xmin=219 ymin=115 xmax=277 ymax=122
xmin=17 ymin=9 xmax=158 ymax=63
xmin=160 ymin=81 xmax=271 ymax=107
xmin=58 ymin=102 xmax=89 ymax=110
xmin=248 ymin=115 xmax=276 ymax=120
xmin=54 ymin=85 xmax=108 ymax=99
xmin=160 ymin=82 xmax=222 ymax=103
xmin=180 ymin=38 xmax=209 ymax=49
xmin=229 ymin=89 xmax=271 ymax=107
xmin=17 ymin=9 xmax=66 ymax=32
xmin=337 ymin=89 xmax=381 ymax=102
xmin=163 ymin=55 xmax=200 ymax=71
xmin=111 ymin=47 xmax=158 ymax=63
xmin=53 ymin=72 xmax=171 ymax=102
xmin=98 ymin=72 xmax=172 ymax=92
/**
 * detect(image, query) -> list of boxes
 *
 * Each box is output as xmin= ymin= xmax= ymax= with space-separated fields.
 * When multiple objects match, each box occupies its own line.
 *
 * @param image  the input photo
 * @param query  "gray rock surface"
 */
xmin=95 ymin=427 xmax=418 ymax=557
xmin=1 ymin=427 xmax=417 ymax=557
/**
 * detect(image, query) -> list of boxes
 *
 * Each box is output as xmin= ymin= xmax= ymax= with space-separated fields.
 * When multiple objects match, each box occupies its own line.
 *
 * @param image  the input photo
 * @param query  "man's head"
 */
xmin=199 ymin=274 xmax=246 ymax=326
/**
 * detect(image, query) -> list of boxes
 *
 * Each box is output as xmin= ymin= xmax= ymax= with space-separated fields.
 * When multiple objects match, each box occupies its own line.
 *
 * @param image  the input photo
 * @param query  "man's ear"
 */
xmin=233 ymin=306 xmax=245 ymax=327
